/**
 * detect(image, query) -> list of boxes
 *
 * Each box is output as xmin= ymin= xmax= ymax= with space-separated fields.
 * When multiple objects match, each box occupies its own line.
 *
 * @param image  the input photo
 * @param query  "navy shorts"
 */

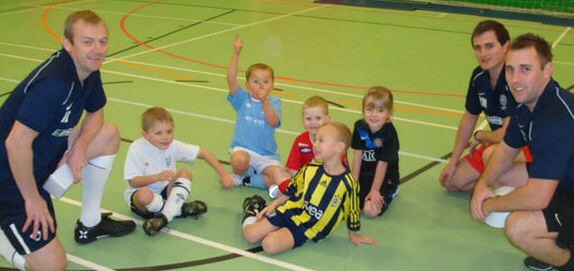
xmin=359 ymin=174 xmax=399 ymax=216
xmin=0 ymin=186 xmax=57 ymax=255
xmin=266 ymin=211 xmax=307 ymax=248
xmin=543 ymin=191 xmax=574 ymax=232
xmin=129 ymin=186 xmax=168 ymax=219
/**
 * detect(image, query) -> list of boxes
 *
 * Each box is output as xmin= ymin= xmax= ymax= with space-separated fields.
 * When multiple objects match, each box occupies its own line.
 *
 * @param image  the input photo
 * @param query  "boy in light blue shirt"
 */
xmin=226 ymin=35 xmax=290 ymax=198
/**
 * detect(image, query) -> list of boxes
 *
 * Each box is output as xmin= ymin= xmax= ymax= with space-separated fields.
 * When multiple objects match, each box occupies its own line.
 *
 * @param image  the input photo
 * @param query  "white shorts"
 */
xmin=230 ymin=147 xmax=282 ymax=174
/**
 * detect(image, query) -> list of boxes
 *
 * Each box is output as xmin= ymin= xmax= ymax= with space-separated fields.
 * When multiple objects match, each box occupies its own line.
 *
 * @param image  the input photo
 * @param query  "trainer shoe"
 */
xmin=143 ymin=214 xmax=168 ymax=236
xmin=179 ymin=200 xmax=207 ymax=219
xmin=524 ymin=256 xmax=553 ymax=271
xmin=242 ymin=194 xmax=266 ymax=221
xmin=74 ymin=213 xmax=136 ymax=244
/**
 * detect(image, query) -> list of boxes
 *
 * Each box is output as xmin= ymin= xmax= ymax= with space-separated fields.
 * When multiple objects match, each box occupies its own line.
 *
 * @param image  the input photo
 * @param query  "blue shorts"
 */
xmin=0 ymin=185 xmax=57 ymax=255
xmin=266 ymin=211 xmax=307 ymax=248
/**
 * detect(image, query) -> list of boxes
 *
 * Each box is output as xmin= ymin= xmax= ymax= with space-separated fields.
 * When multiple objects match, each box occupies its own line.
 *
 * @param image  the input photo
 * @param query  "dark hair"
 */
xmin=509 ymin=33 xmax=553 ymax=68
xmin=471 ymin=20 xmax=510 ymax=47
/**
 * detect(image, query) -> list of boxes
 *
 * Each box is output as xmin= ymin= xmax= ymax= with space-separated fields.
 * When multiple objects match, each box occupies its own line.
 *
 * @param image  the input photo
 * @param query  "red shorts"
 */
xmin=465 ymin=144 xmax=533 ymax=173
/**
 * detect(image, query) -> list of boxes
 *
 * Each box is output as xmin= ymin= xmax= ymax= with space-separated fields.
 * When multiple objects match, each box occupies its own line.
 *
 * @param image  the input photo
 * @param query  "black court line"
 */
xmin=175 ymin=80 xmax=210 ymax=83
xmin=0 ymin=91 xmax=12 ymax=98
xmin=120 ymin=138 xmax=230 ymax=165
xmin=399 ymin=152 xmax=452 ymax=184
xmin=566 ymin=84 xmax=574 ymax=92
xmin=120 ymin=0 xmax=470 ymax=36
xmin=0 ymin=247 xmax=264 ymax=271
xmin=272 ymin=87 xmax=284 ymax=92
xmin=102 ymin=80 xmax=134 ymax=85
xmin=114 ymin=246 xmax=263 ymax=271
xmin=107 ymin=9 xmax=236 ymax=57
xmin=326 ymin=100 xmax=345 ymax=108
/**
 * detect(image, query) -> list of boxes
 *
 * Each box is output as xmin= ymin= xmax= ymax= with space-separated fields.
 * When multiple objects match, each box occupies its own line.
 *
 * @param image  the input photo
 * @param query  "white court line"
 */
xmin=67 ymin=254 xmax=114 ymax=271
xmin=552 ymin=27 xmax=571 ymax=49
xmin=0 ymin=41 xmax=464 ymax=118
xmin=107 ymin=5 xmax=328 ymax=63
xmin=0 ymin=54 xmax=452 ymax=162
xmin=59 ymin=197 xmax=315 ymax=271
xmin=108 ymin=96 xmax=449 ymax=163
xmin=109 ymin=58 xmax=464 ymax=114
xmin=555 ymin=61 xmax=574 ymax=66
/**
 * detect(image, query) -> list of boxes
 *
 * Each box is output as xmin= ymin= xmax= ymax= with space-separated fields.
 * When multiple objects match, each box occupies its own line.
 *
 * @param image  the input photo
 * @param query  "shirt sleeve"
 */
xmin=346 ymin=174 xmax=361 ymax=231
xmin=377 ymin=125 xmax=399 ymax=163
xmin=16 ymin=77 xmax=65 ymax=133
xmin=284 ymin=165 xmax=306 ymax=198
xmin=84 ymin=72 xmax=106 ymax=113
xmin=172 ymin=140 xmax=200 ymax=163
xmin=528 ymin=118 xmax=574 ymax=181
xmin=351 ymin=120 xmax=363 ymax=150
xmin=227 ymin=87 xmax=248 ymax=111
xmin=286 ymin=135 xmax=302 ymax=171
xmin=464 ymin=69 xmax=482 ymax=115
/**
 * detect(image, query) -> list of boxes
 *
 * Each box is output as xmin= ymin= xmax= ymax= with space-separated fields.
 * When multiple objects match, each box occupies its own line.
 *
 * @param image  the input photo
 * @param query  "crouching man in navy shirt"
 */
xmin=0 ymin=10 xmax=135 ymax=270
xmin=471 ymin=33 xmax=574 ymax=271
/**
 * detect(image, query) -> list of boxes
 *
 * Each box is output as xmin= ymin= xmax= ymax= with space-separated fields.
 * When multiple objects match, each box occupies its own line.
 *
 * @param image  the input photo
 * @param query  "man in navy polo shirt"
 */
xmin=440 ymin=20 xmax=528 ymax=192
xmin=471 ymin=34 xmax=574 ymax=271
xmin=0 ymin=10 xmax=135 ymax=270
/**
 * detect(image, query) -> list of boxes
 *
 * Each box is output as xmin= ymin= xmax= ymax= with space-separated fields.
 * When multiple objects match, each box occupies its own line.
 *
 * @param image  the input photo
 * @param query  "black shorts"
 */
xmin=129 ymin=186 xmax=168 ymax=219
xmin=265 ymin=211 xmax=307 ymax=248
xmin=543 ymin=191 xmax=574 ymax=232
xmin=359 ymin=174 xmax=399 ymax=216
xmin=0 ymin=186 xmax=57 ymax=255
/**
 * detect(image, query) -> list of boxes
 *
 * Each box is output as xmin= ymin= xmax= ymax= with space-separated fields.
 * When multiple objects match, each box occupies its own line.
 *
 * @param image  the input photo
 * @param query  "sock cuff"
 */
xmin=88 ymin=154 xmax=116 ymax=169
xmin=145 ymin=193 xmax=164 ymax=213
xmin=174 ymin=178 xmax=191 ymax=191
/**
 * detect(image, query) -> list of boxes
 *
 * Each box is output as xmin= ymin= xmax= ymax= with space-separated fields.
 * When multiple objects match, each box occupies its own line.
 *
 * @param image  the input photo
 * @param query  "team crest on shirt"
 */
xmin=374 ymin=138 xmax=383 ymax=148
xmin=499 ymin=94 xmax=508 ymax=110
xmin=319 ymin=179 xmax=328 ymax=187
xmin=479 ymin=95 xmax=488 ymax=108
xmin=330 ymin=195 xmax=342 ymax=207
xmin=165 ymin=157 xmax=172 ymax=167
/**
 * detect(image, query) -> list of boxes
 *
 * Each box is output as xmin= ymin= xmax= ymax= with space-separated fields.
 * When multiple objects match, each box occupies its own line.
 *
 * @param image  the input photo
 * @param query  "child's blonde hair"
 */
xmin=321 ymin=122 xmax=352 ymax=151
xmin=362 ymin=86 xmax=394 ymax=114
xmin=303 ymin=96 xmax=329 ymax=115
xmin=141 ymin=107 xmax=173 ymax=132
xmin=245 ymin=63 xmax=275 ymax=81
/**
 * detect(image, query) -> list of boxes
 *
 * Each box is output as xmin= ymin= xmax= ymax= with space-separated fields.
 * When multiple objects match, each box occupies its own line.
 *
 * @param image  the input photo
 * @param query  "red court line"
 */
xmin=118 ymin=3 xmax=464 ymax=98
xmin=39 ymin=3 xmax=464 ymax=99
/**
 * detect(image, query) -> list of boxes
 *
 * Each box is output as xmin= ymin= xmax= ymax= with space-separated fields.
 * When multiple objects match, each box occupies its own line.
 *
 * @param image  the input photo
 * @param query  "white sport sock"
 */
xmin=242 ymin=216 xmax=257 ymax=229
xmin=80 ymin=155 xmax=115 ymax=227
xmin=162 ymin=178 xmax=191 ymax=222
xmin=0 ymin=229 xmax=25 ymax=270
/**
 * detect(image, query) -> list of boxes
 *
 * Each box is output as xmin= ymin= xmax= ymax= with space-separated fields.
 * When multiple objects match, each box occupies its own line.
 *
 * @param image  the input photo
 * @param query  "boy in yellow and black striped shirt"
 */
xmin=241 ymin=122 xmax=375 ymax=254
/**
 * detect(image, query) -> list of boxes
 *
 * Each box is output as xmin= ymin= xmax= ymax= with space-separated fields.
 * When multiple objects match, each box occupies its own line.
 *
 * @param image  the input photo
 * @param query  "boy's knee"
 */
xmin=363 ymin=202 xmax=381 ymax=218
xmin=134 ymin=188 xmax=154 ymax=205
xmin=242 ymin=227 xmax=260 ymax=244
xmin=231 ymin=152 xmax=250 ymax=174
xmin=261 ymin=237 xmax=281 ymax=255
xmin=177 ymin=169 xmax=193 ymax=180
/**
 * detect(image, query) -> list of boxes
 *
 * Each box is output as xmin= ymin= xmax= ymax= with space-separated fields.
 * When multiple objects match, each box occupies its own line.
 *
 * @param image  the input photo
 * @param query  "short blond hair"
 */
xmin=245 ymin=63 xmax=274 ymax=81
xmin=64 ymin=10 xmax=106 ymax=42
xmin=141 ymin=107 xmax=173 ymax=132
xmin=362 ymin=86 xmax=394 ymax=114
xmin=303 ymin=96 xmax=329 ymax=115
xmin=320 ymin=122 xmax=351 ymax=151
